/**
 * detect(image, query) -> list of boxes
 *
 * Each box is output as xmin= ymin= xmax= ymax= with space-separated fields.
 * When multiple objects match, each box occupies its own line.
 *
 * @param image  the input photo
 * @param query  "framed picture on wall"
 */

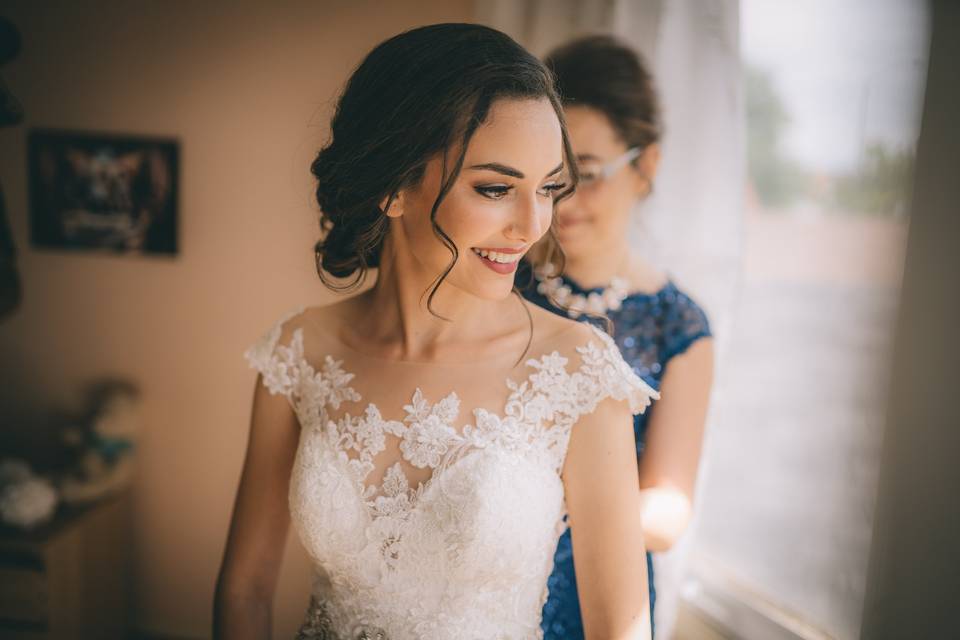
xmin=28 ymin=129 xmax=179 ymax=256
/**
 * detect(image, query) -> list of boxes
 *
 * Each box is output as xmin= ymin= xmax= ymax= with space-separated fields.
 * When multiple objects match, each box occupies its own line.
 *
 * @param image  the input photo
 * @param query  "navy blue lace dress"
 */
xmin=516 ymin=261 xmax=712 ymax=639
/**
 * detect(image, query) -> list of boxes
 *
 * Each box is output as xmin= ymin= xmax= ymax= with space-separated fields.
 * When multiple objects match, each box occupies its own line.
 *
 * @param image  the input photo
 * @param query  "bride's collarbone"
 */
xmin=300 ymin=300 xmax=579 ymax=369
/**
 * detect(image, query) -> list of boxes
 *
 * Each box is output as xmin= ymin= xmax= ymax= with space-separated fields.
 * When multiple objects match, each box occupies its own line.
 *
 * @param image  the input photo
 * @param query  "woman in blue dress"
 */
xmin=517 ymin=35 xmax=716 ymax=639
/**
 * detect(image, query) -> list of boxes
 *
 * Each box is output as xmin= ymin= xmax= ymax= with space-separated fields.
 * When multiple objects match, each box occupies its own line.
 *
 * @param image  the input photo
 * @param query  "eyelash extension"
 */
xmin=475 ymin=185 xmax=511 ymax=198
xmin=475 ymin=182 xmax=568 ymax=200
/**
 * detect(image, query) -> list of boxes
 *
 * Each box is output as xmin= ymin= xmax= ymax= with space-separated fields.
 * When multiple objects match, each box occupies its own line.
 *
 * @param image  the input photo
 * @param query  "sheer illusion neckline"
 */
xmin=302 ymin=308 xmax=582 ymax=368
xmin=263 ymin=317 xmax=656 ymax=522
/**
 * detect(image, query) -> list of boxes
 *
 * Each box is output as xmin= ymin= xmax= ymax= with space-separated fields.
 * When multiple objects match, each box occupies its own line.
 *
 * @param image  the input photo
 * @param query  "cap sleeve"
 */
xmin=662 ymin=287 xmax=712 ymax=362
xmin=242 ymin=306 xmax=307 ymax=399
xmin=535 ymin=324 xmax=660 ymax=474
xmin=572 ymin=324 xmax=660 ymax=418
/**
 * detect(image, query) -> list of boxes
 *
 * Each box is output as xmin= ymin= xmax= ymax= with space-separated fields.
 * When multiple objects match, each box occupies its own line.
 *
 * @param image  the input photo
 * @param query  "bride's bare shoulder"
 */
xmin=297 ymin=295 xmax=363 ymax=339
xmin=525 ymin=301 xmax=605 ymax=356
xmin=301 ymin=296 xmax=349 ymax=322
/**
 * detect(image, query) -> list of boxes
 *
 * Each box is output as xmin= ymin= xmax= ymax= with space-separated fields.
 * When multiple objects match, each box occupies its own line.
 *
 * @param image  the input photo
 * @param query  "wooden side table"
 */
xmin=0 ymin=490 xmax=132 ymax=639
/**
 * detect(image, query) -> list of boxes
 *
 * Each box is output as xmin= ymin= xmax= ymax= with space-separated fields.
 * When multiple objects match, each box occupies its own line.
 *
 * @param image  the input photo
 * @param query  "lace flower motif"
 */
xmin=244 ymin=308 xmax=363 ymax=412
xmin=370 ymin=463 xmax=414 ymax=519
xmin=332 ymin=404 xmax=404 ymax=501
xmin=400 ymin=390 xmax=460 ymax=469
xmin=318 ymin=356 xmax=363 ymax=410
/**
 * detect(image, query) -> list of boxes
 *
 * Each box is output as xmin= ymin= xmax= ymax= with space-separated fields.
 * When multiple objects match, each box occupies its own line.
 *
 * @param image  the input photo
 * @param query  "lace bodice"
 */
xmin=244 ymin=307 xmax=659 ymax=639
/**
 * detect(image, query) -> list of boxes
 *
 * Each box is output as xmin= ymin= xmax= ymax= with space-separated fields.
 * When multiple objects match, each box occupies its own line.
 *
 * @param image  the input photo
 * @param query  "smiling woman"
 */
xmin=467 ymin=157 xmax=566 ymax=274
xmin=308 ymin=27 xmax=577 ymax=310
xmin=375 ymin=97 xmax=569 ymax=311
xmin=215 ymin=22 xmax=658 ymax=640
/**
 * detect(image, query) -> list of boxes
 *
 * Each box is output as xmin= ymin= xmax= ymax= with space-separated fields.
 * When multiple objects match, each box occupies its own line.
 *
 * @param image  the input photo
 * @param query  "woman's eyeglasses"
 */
xmin=576 ymin=147 xmax=643 ymax=188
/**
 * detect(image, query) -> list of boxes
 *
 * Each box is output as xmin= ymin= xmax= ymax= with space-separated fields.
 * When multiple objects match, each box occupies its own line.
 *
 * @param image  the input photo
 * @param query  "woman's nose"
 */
xmin=507 ymin=195 xmax=545 ymax=243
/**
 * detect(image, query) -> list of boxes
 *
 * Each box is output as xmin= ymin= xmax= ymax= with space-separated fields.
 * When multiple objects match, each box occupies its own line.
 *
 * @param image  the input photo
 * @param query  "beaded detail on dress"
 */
xmin=295 ymin=597 xmax=387 ymax=640
xmin=244 ymin=308 xmax=659 ymax=640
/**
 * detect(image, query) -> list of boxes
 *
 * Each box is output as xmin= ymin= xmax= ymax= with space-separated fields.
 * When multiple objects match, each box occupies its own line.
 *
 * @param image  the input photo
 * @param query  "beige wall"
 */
xmin=0 ymin=1 xmax=472 ymax=637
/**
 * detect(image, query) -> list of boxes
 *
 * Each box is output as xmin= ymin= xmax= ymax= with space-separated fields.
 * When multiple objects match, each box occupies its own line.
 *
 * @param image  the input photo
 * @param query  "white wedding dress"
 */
xmin=244 ymin=307 xmax=658 ymax=640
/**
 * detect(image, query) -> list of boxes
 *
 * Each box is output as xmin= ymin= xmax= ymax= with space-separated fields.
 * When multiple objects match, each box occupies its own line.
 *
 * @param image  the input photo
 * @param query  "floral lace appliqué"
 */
xmin=245 ymin=311 xmax=659 ymax=640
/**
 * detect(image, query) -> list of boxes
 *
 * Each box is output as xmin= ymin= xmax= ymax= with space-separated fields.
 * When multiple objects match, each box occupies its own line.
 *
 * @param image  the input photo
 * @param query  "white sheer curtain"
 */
xmin=475 ymin=1 xmax=743 ymax=636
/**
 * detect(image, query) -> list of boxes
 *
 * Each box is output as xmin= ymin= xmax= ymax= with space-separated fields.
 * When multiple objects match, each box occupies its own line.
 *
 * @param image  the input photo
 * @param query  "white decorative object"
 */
xmin=0 ymin=476 xmax=58 ymax=529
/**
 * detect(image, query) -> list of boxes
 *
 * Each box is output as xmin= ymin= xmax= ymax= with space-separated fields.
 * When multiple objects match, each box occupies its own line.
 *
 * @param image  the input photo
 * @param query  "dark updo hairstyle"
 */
xmin=544 ymin=34 xmax=662 ymax=152
xmin=311 ymin=23 xmax=576 ymax=312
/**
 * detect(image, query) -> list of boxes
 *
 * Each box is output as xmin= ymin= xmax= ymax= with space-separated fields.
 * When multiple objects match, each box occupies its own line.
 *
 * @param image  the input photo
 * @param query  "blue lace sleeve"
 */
xmin=660 ymin=286 xmax=712 ymax=363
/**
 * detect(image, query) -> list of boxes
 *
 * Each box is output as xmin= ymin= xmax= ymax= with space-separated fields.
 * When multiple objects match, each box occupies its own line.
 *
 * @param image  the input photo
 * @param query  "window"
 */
xmin=687 ymin=2 xmax=931 ymax=638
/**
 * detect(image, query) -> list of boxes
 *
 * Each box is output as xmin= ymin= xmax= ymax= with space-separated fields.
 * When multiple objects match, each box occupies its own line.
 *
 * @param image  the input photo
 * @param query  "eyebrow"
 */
xmin=575 ymin=153 xmax=602 ymax=162
xmin=467 ymin=162 xmax=565 ymax=179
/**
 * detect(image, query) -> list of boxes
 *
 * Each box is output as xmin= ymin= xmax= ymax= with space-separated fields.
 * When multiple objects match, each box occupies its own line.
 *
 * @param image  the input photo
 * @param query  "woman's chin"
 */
xmin=555 ymin=228 xmax=590 ymax=250
xmin=444 ymin=272 xmax=518 ymax=303
xmin=554 ymin=237 xmax=592 ymax=263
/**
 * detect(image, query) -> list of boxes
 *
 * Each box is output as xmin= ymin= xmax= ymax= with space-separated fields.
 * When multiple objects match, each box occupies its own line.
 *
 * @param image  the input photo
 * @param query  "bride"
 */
xmin=214 ymin=23 xmax=658 ymax=640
